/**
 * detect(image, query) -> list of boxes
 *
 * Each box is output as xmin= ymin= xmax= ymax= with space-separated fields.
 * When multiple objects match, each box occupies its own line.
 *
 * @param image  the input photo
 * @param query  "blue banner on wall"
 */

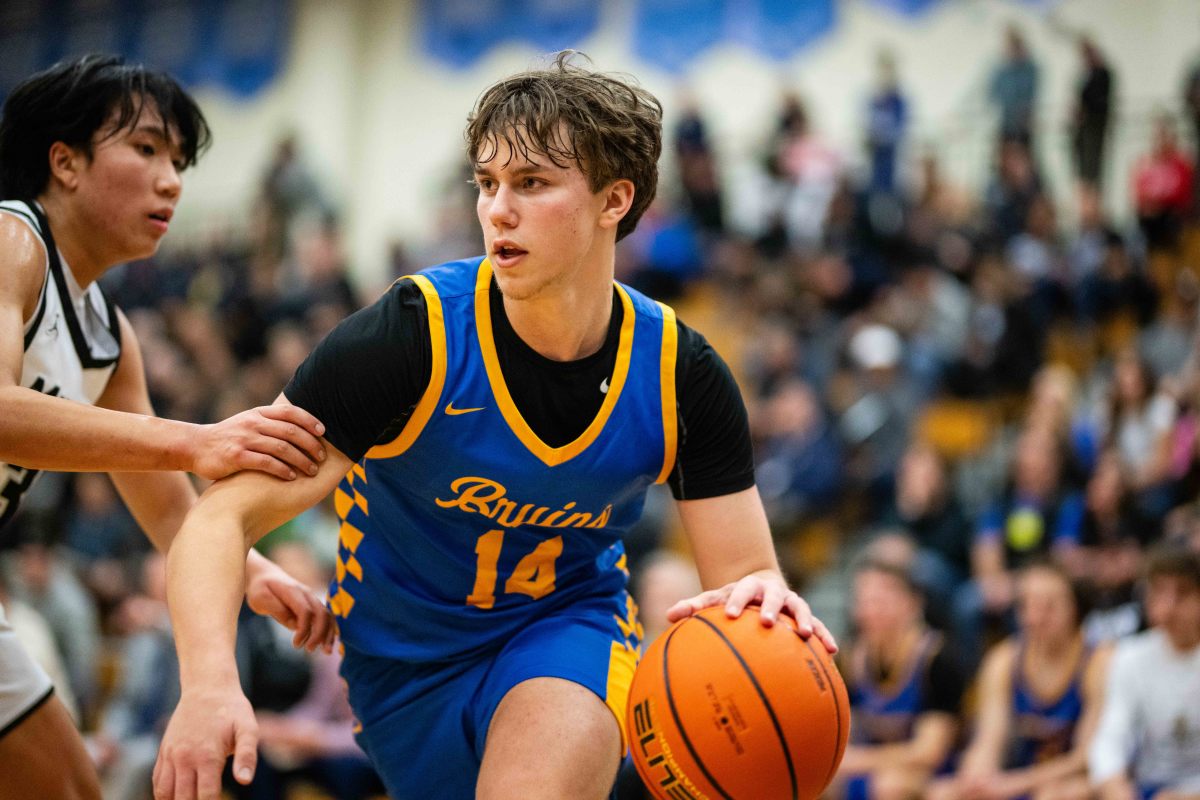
xmin=632 ymin=0 xmax=726 ymax=74
xmin=868 ymin=0 xmax=941 ymax=17
xmin=727 ymin=0 xmax=837 ymax=62
xmin=0 ymin=0 xmax=289 ymax=103
xmin=421 ymin=0 xmax=601 ymax=69
xmin=418 ymin=0 xmax=840 ymax=74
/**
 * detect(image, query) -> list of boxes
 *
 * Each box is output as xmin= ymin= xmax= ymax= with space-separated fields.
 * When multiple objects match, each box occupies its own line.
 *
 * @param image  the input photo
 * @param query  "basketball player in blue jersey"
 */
xmin=0 ymin=55 xmax=335 ymax=799
xmin=931 ymin=562 xmax=1110 ymax=800
xmin=153 ymin=51 xmax=837 ymax=800
xmin=837 ymin=559 xmax=965 ymax=800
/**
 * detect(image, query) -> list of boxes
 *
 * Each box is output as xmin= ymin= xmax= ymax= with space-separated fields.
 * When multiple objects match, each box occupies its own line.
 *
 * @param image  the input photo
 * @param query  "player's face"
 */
xmin=473 ymin=129 xmax=611 ymax=302
xmin=1016 ymin=568 xmax=1077 ymax=644
xmin=67 ymin=99 xmax=184 ymax=264
xmin=1145 ymin=574 xmax=1200 ymax=650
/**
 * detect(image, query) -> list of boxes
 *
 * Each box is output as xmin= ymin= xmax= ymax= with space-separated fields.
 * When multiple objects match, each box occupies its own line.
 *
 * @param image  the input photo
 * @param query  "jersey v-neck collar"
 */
xmin=473 ymin=258 xmax=635 ymax=467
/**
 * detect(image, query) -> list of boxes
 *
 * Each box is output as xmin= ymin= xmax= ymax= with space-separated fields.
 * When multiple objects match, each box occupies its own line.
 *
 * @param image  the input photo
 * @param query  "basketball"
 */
xmin=627 ymin=606 xmax=850 ymax=800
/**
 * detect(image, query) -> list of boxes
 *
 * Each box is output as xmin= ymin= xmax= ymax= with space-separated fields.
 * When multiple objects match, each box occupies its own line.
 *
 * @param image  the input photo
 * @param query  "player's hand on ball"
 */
xmin=154 ymin=685 xmax=258 ymax=800
xmin=190 ymin=404 xmax=327 ymax=481
xmin=245 ymin=559 xmax=336 ymax=653
xmin=666 ymin=570 xmax=838 ymax=653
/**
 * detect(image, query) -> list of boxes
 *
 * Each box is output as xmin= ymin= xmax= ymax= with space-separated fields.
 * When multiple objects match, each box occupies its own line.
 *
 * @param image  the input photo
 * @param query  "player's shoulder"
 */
xmin=0 ymin=202 xmax=47 ymax=267
xmin=0 ymin=203 xmax=50 ymax=303
xmin=408 ymin=255 xmax=487 ymax=299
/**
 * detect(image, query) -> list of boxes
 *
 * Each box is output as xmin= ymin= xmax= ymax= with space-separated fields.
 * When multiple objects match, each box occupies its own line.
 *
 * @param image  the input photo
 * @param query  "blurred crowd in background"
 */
xmin=4 ymin=22 xmax=1200 ymax=800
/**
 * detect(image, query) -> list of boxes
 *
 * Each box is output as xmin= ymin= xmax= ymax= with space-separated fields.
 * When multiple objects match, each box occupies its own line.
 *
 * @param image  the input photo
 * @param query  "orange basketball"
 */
xmin=626 ymin=606 xmax=850 ymax=800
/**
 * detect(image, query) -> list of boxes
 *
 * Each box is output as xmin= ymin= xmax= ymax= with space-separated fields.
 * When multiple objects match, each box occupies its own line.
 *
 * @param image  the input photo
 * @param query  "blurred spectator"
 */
xmin=1133 ymin=115 xmax=1195 ymax=252
xmin=944 ymin=259 xmax=1044 ymax=399
xmin=673 ymin=94 xmax=724 ymax=235
xmin=931 ymin=562 xmax=1110 ymax=800
xmin=1067 ymin=184 xmax=1118 ymax=291
xmin=1071 ymin=451 xmax=1157 ymax=643
xmin=989 ymin=26 xmax=1039 ymax=145
xmin=87 ymin=553 xmax=177 ymax=800
xmin=64 ymin=474 xmax=143 ymax=564
xmin=954 ymin=427 xmax=1084 ymax=666
xmin=834 ymin=323 xmax=922 ymax=505
xmin=3 ymin=541 xmax=102 ymax=715
xmin=1089 ymin=546 xmax=1200 ymax=799
xmin=888 ymin=263 xmax=972 ymax=387
xmin=835 ymin=559 xmax=965 ymax=800
xmin=755 ymin=378 xmax=845 ymax=536
xmin=1006 ymin=193 xmax=1069 ymax=321
xmin=1072 ymin=37 xmax=1114 ymax=189
xmin=984 ymin=139 xmax=1043 ymax=248
xmin=865 ymin=49 xmax=909 ymax=194
xmin=258 ymin=134 xmax=333 ymax=263
xmin=1078 ymin=232 xmax=1158 ymax=328
xmin=1089 ymin=349 xmax=1176 ymax=517
xmin=1139 ymin=271 xmax=1199 ymax=379
xmin=876 ymin=442 xmax=973 ymax=626
xmin=773 ymin=92 xmax=844 ymax=249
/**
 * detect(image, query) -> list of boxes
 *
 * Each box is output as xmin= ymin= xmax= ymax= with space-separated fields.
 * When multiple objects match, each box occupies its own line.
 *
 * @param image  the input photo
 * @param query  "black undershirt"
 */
xmin=284 ymin=278 xmax=754 ymax=500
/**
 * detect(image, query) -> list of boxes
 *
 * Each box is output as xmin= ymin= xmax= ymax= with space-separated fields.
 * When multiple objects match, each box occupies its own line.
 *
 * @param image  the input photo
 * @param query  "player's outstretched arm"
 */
xmin=0 ymin=227 xmax=324 ymax=480
xmin=666 ymin=485 xmax=838 ymax=653
xmin=154 ymin=433 xmax=351 ymax=800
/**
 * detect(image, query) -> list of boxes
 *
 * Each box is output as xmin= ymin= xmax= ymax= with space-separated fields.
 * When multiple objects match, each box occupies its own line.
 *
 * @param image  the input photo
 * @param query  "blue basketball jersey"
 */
xmin=1009 ymin=641 xmax=1089 ymax=767
xmin=849 ymin=631 xmax=940 ymax=745
xmin=327 ymin=257 xmax=676 ymax=663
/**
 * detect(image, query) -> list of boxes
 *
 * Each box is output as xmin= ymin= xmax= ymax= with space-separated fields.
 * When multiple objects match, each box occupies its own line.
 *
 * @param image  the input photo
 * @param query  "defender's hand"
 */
xmin=245 ymin=559 xmax=335 ymax=653
xmin=153 ymin=686 xmax=258 ymax=800
xmin=666 ymin=570 xmax=838 ymax=653
xmin=190 ymin=405 xmax=326 ymax=482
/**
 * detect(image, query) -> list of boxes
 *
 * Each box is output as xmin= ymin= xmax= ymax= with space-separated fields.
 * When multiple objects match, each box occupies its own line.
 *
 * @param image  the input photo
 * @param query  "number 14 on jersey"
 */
xmin=467 ymin=530 xmax=563 ymax=609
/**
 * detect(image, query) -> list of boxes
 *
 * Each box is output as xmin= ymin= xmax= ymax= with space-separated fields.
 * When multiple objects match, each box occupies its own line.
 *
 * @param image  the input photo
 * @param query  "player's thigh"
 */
xmin=0 ymin=693 xmax=101 ymax=800
xmin=478 ymin=676 xmax=621 ymax=800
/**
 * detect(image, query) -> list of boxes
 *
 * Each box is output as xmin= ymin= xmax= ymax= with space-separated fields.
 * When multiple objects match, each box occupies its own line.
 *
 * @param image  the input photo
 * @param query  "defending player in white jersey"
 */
xmin=0 ymin=54 xmax=335 ymax=799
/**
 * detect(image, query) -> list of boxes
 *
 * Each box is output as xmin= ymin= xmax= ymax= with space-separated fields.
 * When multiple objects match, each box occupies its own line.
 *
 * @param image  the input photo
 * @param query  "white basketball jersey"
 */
xmin=0 ymin=200 xmax=121 ymax=528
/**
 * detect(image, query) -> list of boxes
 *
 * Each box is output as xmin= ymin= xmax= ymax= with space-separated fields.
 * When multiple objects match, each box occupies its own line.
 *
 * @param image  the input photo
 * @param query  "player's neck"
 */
xmin=37 ymin=193 xmax=109 ymax=288
xmin=502 ymin=261 xmax=615 ymax=363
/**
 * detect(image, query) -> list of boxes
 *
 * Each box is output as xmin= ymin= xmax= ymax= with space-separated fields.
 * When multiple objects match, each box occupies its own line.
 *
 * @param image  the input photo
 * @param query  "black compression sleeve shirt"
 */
xmin=284 ymin=279 xmax=754 ymax=500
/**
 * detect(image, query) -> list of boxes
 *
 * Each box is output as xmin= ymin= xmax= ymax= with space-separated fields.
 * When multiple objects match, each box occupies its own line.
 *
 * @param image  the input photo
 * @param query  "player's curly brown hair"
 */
xmin=465 ymin=50 xmax=663 ymax=242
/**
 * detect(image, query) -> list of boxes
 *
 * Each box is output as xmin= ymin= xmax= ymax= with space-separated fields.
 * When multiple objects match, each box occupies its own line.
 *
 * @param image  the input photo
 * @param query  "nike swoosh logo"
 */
xmin=445 ymin=402 xmax=485 ymax=416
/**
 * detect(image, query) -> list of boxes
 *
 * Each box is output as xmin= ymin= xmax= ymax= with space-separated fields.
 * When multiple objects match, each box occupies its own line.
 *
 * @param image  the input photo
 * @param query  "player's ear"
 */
xmin=47 ymin=141 xmax=85 ymax=191
xmin=597 ymin=179 xmax=634 ymax=232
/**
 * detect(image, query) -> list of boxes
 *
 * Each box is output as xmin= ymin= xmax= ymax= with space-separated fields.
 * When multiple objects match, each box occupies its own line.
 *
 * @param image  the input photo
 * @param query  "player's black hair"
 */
xmin=0 ymin=53 xmax=211 ymax=199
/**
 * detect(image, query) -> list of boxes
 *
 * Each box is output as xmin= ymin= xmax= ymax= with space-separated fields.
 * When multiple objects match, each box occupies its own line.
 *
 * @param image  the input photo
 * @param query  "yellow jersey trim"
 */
xmin=474 ymin=259 xmax=635 ymax=468
xmin=655 ymin=302 xmax=678 ymax=484
xmin=605 ymin=640 xmax=638 ymax=757
xmin=366 ymin=275 xmax=447 ymax=459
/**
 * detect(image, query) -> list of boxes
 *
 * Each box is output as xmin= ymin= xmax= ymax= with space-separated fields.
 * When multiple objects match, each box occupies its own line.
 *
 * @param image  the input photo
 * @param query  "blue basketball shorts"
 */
xmin=340 ymin=589 xmax=642 ymax=799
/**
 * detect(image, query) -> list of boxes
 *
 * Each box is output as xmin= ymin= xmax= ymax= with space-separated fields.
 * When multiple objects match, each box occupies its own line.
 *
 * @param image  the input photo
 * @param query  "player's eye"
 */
xmin=138 ymin=143 xmax=156 ymax=156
